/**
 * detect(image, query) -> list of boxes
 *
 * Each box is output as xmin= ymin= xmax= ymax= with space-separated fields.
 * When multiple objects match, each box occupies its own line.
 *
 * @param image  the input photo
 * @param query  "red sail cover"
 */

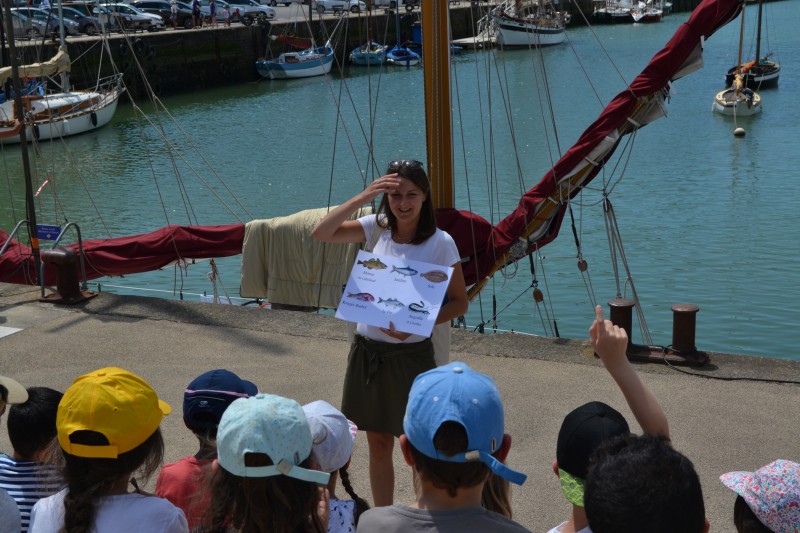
xmin=0 ymin=225 xmax=244 ymax=286
xmin=441 ymin=0 xmax=742 ymax=286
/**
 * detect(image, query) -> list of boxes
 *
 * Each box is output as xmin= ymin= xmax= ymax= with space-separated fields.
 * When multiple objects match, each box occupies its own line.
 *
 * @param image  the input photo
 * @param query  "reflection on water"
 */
xmin=2 ymin=4 xmax=799 ymax=359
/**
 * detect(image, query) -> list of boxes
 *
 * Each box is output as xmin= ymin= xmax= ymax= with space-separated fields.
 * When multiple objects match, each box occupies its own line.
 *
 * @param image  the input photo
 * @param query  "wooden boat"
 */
xmin=713 ymin=0 xmax=762 ymax=116
xmin=256 ymin=43 xmax=334 ymax=79
xmin=724 ymin=0 xmax=779 ymax=88
xmin=350 ymin=41 xmax=387 ymax=66
xmin=0 ymin=0 xmax=745 ymax=364
xmin=0 ymin=46 xmax=122 ymax=144
xmin=490 ymin=0 xmax=568 ymax=47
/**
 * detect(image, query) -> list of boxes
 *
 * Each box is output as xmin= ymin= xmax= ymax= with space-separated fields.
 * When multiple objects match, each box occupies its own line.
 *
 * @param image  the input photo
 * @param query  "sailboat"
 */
xmin=724 ymin=0 xmax=779 ymax=88
xmin=255 ymin=15 xmax=346 ymax=79
xmin=713 ymin=0 xmax=762 ymax=116
xmin=2 ymin=0 xmax=744 ymax=362
xmin=489 ymin=0 xmax=569 ymax=47
xmin=350 ymin=41 xmax=387 ymax=66
xmin=384 ymin=5 xmax=419 ymax=67
xmin=0 ymin=8 xmax=123 ymax=144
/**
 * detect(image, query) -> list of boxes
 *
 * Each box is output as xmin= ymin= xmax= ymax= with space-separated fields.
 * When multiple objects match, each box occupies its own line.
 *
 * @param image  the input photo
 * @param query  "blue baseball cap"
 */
xmin=183 ymin=369 xmax=258 ymax=435
xmin=403 ymin=362 xmax=527 ymax=485
xmin=217 ymin=394 xmax=330 ymax=485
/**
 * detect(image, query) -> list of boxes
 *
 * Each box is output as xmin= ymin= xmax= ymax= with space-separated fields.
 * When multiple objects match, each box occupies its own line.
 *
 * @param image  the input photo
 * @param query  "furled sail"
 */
xmin=0 ymin=46 xmax=71 ymax=86
xmin=1 ymin=225 xmax=244 ymax=286
xmin=439 ymin=0 xmax=743 ymax=295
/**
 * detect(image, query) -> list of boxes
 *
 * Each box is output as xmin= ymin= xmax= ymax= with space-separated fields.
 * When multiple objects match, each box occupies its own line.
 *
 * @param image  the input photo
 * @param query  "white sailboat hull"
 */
xmin=0 ymin=88 xmax=123 ymax=145
xmin=712 ymin=88 xmax=762 ymax=116
xmin=492 ymin=14 xmax=566 ymax=47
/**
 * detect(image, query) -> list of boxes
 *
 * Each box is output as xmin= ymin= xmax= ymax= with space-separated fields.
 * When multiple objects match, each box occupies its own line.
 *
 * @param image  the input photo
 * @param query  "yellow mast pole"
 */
xmin=422 ymin=0 xmax=454 ymax=209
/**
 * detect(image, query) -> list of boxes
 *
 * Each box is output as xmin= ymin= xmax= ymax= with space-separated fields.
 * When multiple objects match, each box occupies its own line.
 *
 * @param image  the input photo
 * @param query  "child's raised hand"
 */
xmin=589 ymin=305 xmax=629 ymax=371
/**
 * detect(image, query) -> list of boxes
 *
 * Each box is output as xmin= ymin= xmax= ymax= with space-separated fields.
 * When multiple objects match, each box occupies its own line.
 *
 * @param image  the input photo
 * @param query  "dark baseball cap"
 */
xmin=183 ymin=369 xmax=258 ymax=435
xmin=556 ymin=401 xmax=629 ymax=506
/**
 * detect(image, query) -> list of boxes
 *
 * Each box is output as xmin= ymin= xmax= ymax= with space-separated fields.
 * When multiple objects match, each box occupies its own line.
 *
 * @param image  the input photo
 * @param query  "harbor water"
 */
xmin=2 ymin=2 xmax=798 ymax=360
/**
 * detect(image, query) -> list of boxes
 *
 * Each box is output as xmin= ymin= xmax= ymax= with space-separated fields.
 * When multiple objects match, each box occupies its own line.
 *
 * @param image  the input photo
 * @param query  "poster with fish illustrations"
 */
xmin=336 ymin=250 xmax=454 ymax=337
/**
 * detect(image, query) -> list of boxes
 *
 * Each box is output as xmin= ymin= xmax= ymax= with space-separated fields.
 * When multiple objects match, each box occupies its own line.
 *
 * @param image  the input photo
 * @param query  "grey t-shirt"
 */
xmin=356 ymin=504 xmax=531 ymax=533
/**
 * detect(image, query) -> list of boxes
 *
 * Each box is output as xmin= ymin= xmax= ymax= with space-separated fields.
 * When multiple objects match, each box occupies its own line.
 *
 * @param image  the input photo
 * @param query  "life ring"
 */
xmin=0 ymin=120 xmax=23 ymax=139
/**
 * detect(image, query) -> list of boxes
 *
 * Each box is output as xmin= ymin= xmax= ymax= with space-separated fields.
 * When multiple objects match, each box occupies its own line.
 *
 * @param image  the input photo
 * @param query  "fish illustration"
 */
xmin=391 ymin=265 xmax=418 ymax=277
xmin=358 ymin=258 xmax=388 ymax=270
xmin=421 ymin=270 xmax=449 ymax=283
xmin=378 ymin=297 xmax=405 ymax=309
xmin=408 ymin=301 xmax=430 ymax=315
xmin=347 ymin=292 xmax=375 ymax=302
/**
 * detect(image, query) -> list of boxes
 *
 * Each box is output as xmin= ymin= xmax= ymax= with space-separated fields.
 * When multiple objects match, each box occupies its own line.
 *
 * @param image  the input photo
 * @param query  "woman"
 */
xmin=311 ymin=159 xmax=469 ymax=506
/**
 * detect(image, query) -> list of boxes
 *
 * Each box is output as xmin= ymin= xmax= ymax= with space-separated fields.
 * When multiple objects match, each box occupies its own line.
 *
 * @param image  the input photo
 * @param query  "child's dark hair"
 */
xmin=734 ymin=495 xmax=772 ymax=533
xmin=584 ymin=433 xmax=705 ymax=533
xmin=8 ymin=387 xmax=63 ymax=460
xmin=203 ymin=452 xmax=325 ymax=533
xmin=339 ymin=466 xmax=370 ymax=525
xmin=408 ymin=421 xmax=490 ymax=498
xmin=62 ymin=429 xmax=164 ymax=533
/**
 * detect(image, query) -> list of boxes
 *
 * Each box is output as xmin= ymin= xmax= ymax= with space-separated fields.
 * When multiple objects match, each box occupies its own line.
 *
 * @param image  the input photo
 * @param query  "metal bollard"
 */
xmin=671 ymin=304 xmax=700 ymax=354
xmin=608 ymin=298 xmax=635 ymax=348
xmin=40 ymin=247 xmax=87 ymax=304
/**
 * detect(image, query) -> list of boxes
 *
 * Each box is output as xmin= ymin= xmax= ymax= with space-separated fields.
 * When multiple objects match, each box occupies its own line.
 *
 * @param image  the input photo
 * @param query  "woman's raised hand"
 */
xmin=362 ymin=174 xmax=401 ymax=202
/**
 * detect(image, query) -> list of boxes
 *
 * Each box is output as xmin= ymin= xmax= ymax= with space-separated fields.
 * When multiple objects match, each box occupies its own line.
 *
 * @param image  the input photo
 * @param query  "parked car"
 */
xmin=220 ymin=0 xmax=275 ymax=25
xmin=11 ymin=6 xmax=82 ymax=36
xmin=44 ymin=6 xmax=101 ymax=35
xmin=371 ymin=0 xmax=418 ymax=11
xmin=131 ymin=0 xmax=194 ymax=28
xmin=312 ymin=0 xmax=366 ymax=14
xmin=103 ymin=3 xmax=167 ymax=31
xmin=199 ymin=0 xmax=242 ymax=23
xmin=8 ymin=10 xmax=48 ymax=39
xmin=61 ymin=2 xmax=113 ymax=29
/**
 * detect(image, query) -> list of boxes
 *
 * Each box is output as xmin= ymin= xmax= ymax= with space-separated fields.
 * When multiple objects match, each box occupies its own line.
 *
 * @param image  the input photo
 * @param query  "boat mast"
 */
xmin=735 ymin=0 xmax=745 ymax=74
xmin=55 ymin=1 xmax=70 ymax=91
xmin=421 ymin=0 xmax=454 ymax=209
xmin=754 ymin=0 xmax=762 ymax=65
xmin=1 ymin=2 xmax=42 ymax=284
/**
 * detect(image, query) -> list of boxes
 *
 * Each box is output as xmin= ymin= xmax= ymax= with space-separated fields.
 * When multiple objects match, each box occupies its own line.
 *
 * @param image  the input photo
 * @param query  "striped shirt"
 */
xmin=0 ymin=454 xmax=63 ymax=533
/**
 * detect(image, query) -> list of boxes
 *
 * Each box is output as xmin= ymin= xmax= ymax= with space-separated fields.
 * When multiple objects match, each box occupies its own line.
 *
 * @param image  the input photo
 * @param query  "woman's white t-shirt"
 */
xmin=29 ymin=489 xmax=189 ymax=533
xmin=356 ymin=214 xmax=460 ymax=344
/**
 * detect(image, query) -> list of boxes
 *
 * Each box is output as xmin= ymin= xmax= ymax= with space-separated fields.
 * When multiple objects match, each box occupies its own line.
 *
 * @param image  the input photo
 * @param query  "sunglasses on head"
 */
xmin=387 ymin=160 xmax=423 ymax=173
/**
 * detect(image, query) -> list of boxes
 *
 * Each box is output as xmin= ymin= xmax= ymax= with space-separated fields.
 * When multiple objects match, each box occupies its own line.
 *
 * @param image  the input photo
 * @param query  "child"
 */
xmin=584 ymin=433 xmax=708 ymax=533
xmin=0 ymin=375 xmax=27 ymax=532
xmin=357 ymin=361 xmax=530 ymax=532
xmin=0 ymin=387 xmax=64 ymax=532
xmin=720 ymin=459 xmax=800 ymax=533
xmin=303 ymin=400 xmax=369 ymax=533
xmin=28 ymin=367 xmax=188 ymax=533
xmin=547 ymin=305 xmax=670 ymax=533
xmin=155 ymin=369 xmax=257 ymax=529
xmin=199 ymin=393 xmax=331 ymax=532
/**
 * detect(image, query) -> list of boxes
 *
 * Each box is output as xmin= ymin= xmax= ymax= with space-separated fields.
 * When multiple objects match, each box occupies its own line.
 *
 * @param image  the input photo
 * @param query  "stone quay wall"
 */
xmin=26 ymin=0 xmax=701 ymax=98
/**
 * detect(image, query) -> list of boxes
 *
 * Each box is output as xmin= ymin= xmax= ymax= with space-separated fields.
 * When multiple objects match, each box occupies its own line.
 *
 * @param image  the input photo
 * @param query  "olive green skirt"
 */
xmin=341 ymin=334 xmax=435 ymax=437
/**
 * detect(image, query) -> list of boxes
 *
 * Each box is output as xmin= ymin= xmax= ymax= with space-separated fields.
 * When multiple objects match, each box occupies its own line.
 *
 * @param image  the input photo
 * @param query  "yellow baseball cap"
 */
xmin=57 ymin=367 xmax=171 ymax=459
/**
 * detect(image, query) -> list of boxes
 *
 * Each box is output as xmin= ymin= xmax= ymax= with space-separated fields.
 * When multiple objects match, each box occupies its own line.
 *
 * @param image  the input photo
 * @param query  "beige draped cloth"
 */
xmin=240 ymin=206 xmax=373 ymax=308
xmin=0 ymin=46 xmax=71 ymax=86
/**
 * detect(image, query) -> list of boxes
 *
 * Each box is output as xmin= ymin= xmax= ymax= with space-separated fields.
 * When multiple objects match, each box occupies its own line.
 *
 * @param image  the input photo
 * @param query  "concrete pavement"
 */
xmin=2 ymin=282 xmax=799 ymax=531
